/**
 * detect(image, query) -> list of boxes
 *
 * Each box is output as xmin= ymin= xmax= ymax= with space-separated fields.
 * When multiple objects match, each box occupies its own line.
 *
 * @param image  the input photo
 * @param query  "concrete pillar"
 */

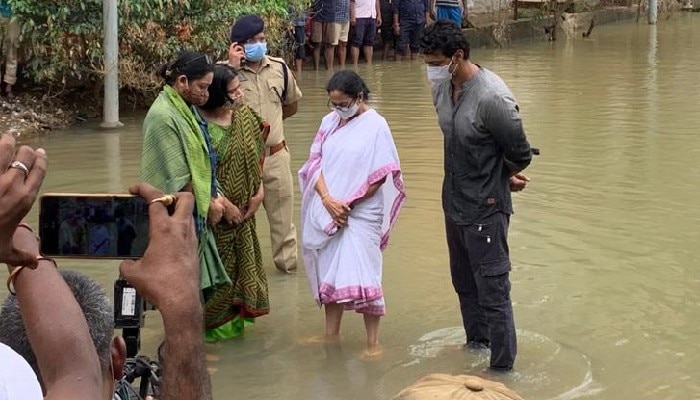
xmin=646 ymin=24 xmax=658 ymax=135
xmin=648 ymin=0 xmax=658 ymax=24
xmin=101 ymin=0 xmax=123 ymax=128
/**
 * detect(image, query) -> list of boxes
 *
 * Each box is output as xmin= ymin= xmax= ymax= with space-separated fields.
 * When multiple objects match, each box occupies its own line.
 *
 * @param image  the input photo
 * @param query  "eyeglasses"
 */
xmin=327 ymin=99 xmax=354 ymax=110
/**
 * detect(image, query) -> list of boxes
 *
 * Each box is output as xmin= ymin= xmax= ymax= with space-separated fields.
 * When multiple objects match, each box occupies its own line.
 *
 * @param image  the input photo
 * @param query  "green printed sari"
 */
xmin=140 ymin=85 xmax=231 ymax=292
xmin=204 ymin=105 xmax=270 ymax=342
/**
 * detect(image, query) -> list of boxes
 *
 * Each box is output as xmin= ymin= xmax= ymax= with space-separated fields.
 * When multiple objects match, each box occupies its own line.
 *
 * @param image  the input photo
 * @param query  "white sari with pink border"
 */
xmin=298 ymin=109 xmax=406 ymax=316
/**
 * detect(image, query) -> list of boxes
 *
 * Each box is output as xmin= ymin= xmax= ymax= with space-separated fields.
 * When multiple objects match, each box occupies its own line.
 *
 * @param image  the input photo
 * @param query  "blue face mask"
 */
xmin=244 ymin=42 xmax=267 ymax=62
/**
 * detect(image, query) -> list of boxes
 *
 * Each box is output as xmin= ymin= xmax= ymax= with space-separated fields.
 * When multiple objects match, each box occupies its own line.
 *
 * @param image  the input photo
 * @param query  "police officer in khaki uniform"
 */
xmin=228 ymin=15 xmax=302 ymax=274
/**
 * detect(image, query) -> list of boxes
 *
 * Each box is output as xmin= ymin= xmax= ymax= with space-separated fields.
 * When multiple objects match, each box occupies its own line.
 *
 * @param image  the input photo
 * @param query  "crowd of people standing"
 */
xmin=289 ymin=0 xmax=468 ymax=72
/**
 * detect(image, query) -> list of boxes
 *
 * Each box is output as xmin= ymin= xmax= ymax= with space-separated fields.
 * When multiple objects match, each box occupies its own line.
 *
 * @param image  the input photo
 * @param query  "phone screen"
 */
xmin=39 ymin=194 xmax=149 ymax=259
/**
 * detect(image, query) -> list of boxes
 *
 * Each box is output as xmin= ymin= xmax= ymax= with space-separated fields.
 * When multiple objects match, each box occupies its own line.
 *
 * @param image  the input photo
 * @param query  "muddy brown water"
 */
xmin=5 ymin=16 xmax=700 ymax=399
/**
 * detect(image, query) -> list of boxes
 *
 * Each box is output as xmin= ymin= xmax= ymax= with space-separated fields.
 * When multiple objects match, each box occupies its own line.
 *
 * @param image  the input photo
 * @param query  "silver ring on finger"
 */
xmin=9 ymin=160 xmax=29 ymax=178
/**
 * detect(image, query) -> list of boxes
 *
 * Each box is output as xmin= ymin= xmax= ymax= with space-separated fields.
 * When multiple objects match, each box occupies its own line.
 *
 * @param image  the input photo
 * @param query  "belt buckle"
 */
xmin=267 ymin=141 xmax=285 ymax=157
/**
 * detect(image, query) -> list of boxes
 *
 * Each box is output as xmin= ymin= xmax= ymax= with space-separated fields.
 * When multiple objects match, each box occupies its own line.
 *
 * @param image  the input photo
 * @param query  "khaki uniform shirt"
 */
xmin=238 ymin=55 xmax=303 ymax=147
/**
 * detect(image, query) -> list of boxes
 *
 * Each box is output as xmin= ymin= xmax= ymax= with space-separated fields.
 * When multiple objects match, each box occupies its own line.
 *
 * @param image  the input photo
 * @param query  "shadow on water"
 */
xmin=6 ymin=15 xmax=700 ymax=399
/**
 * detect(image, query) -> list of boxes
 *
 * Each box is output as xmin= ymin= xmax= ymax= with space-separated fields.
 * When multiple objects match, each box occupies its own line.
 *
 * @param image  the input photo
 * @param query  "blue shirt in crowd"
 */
xmin=393 ymin=0 xmax=429 ymax=24
xmin=0 ymin=0 xmax=12 ymax=18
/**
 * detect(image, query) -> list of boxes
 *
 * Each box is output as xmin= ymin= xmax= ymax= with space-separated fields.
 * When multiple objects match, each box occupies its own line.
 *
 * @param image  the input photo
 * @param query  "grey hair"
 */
xmin=0 ymin=270 xmax=114 ymax=374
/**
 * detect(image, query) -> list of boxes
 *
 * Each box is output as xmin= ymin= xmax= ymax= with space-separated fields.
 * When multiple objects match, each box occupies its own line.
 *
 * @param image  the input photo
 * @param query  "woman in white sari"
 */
xmin=299 ymin=70 xmax=406 ymax=354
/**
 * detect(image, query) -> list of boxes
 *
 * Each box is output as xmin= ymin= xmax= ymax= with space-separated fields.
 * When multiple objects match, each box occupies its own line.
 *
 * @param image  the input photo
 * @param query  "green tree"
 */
xmin=8 ymin=0 xmax=310 ymax=97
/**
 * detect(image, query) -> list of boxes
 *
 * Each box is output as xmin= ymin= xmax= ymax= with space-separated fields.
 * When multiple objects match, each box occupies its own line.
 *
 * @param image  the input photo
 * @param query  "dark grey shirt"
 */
xmin=432 ymin=67 xmax=532 ymax=224
xmin=393 ymin=0 xmax=429 ymax=24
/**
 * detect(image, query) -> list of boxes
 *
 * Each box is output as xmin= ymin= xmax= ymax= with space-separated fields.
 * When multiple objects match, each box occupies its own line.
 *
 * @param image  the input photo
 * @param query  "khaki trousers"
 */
xmin=0 ymin=17 xmax=19 ymax=86
xmin=262 ymin=147 xmax=298 ymax=273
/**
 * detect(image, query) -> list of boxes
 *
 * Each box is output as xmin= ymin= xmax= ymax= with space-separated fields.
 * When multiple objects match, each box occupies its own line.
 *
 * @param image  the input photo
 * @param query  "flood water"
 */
xmin=5 ymin=15 xmax=700 ymax=399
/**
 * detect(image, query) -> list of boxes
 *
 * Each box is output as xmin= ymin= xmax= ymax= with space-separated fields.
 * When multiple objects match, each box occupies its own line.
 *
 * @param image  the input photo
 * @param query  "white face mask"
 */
xmin=426 ymin=60 xmax=455 ymax=84
xmin=333 ymin=102 xmax=360 ymax=120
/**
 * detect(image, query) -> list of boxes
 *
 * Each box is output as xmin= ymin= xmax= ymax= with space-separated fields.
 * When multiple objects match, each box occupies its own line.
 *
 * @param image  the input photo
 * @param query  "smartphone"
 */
xmin=39 ymin=194 xmax=149 ymax=259
xmin=234 ymin=43 xmax=247 ymax=64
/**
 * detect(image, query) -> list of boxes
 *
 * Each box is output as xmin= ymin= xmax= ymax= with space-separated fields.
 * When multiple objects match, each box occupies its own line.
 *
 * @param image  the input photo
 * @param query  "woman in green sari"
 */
xmin=140 ymin=51 xmax=233 ymax=297
xmin=198 ymin=64 xmax=270 ymax=341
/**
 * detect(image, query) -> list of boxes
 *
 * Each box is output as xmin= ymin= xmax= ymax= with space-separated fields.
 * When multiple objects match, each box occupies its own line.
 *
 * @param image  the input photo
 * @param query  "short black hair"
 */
xmin=325 ymin=70 xmax=370 ymax=100
xmin=421 ymin=20 xmax=471 ymax=59
xmin=157 ymin=50 xmax=214 ymax=85
xmin=200 ymin=64 xmax=239 ymax=110
xmin=0 ymin=270 xmax=114 ymax=375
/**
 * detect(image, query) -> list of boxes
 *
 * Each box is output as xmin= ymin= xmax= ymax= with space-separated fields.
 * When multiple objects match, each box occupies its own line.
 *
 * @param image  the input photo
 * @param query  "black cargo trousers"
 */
xmin=445 ymin=211 xmax=517 ymax=370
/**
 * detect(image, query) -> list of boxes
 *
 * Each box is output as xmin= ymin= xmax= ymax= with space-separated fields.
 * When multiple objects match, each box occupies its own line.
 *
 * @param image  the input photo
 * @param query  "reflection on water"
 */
xmin=6 ymin=15 xmax=700 ymax=399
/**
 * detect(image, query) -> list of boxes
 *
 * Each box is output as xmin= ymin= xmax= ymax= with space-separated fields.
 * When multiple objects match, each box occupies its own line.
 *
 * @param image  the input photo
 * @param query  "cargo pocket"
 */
xmin=480 ymin=257 xmax=511 ymax=277
xmin=479 ymin=258 xmax=512 ymax=305
xmin=466 ymin=213 xmax=510 ymax=270
xmin=466 ymin=227 xmax=500 ymax=259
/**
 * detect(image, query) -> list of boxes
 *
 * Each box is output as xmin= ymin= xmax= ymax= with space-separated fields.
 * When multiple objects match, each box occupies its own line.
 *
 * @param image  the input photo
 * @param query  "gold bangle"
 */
xmin=6 ymin=257 xmax=58 ymax=296
xmin=17 ymin=222 xmax=40 ymax=242
xmin=17 ymin=222 xmax=33 ymax=233
xmin=37 ymin=257 xmax=58 ymax=269
xmin=7 ymin=266 xmax=25 ymax=296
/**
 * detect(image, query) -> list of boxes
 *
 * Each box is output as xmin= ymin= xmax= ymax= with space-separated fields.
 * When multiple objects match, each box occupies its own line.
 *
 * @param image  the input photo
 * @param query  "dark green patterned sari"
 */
xmin=204 ymin=105 xmax=270 ymax=341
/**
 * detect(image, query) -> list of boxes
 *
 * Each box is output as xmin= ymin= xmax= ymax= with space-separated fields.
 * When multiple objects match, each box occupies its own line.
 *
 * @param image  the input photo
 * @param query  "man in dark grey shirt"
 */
xmin=421 ymin=20 xmax=532 ymax=371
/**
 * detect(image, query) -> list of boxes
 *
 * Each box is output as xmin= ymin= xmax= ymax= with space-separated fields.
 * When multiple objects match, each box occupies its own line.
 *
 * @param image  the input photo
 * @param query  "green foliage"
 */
xmin=8 ymin=0 xmax=310 ymax=94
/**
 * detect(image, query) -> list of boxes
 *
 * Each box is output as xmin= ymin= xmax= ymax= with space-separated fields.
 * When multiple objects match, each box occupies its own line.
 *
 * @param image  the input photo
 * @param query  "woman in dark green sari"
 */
xmin=199 ymin=65 xmax=270 ymax=341
xmin=141 ymin=50 xmax=231 ymax=297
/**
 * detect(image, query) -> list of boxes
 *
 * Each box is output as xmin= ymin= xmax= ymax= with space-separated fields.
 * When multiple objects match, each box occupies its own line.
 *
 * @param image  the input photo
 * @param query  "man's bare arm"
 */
xmin=159 ymin=303 xmax=211 ymax=400
xmin=120 ymin=185 xmax=212 ymax=400
xmin=11 ymin=231 xmax=104 ymax=400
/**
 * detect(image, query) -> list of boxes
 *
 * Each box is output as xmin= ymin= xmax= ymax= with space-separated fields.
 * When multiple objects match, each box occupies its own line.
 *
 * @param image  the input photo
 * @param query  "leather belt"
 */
xmin=266 ymin=140 xmax=286 ymax=156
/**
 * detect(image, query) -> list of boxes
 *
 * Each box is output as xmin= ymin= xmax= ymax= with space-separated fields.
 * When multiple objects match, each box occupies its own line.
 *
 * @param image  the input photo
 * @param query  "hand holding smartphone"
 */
xmin=39 ymin=194 xmax=150 ymax=259
xmin=228 ymin=42 xmax=246 ymax=68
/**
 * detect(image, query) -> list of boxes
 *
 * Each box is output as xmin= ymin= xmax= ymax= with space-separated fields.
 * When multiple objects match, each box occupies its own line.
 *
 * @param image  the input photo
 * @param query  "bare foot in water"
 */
xmin=207 ymin=366 xmax=219 ymax=375
xmin=298 ymin=334 xmax=343 ymax=346
xmin=360 ymin=344 xmax=384 ymax=361
xmin=206 ymin=353 xmax=221 ymax=362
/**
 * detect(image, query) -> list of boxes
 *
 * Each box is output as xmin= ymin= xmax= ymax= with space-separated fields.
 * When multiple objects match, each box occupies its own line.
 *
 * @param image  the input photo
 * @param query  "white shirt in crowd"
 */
xmin=354 ymin=0 xmax=378 ymax=18
xmin=0 ymin=343 xmax=42 ymax=400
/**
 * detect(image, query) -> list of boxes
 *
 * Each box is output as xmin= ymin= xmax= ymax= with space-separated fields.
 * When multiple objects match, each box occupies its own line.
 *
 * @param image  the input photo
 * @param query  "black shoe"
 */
xmin=465 ymin=340 xmax=490 ymax=350
xmin=488 ymin=365 xmax=513 ymax=373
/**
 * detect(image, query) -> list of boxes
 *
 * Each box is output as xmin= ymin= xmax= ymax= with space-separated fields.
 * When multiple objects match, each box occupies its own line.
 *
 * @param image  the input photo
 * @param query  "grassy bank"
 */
xmin=2 ymin=0 xmax=309 ymax=135
xmin=9 ymin=0 xmax=308 ymax=100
